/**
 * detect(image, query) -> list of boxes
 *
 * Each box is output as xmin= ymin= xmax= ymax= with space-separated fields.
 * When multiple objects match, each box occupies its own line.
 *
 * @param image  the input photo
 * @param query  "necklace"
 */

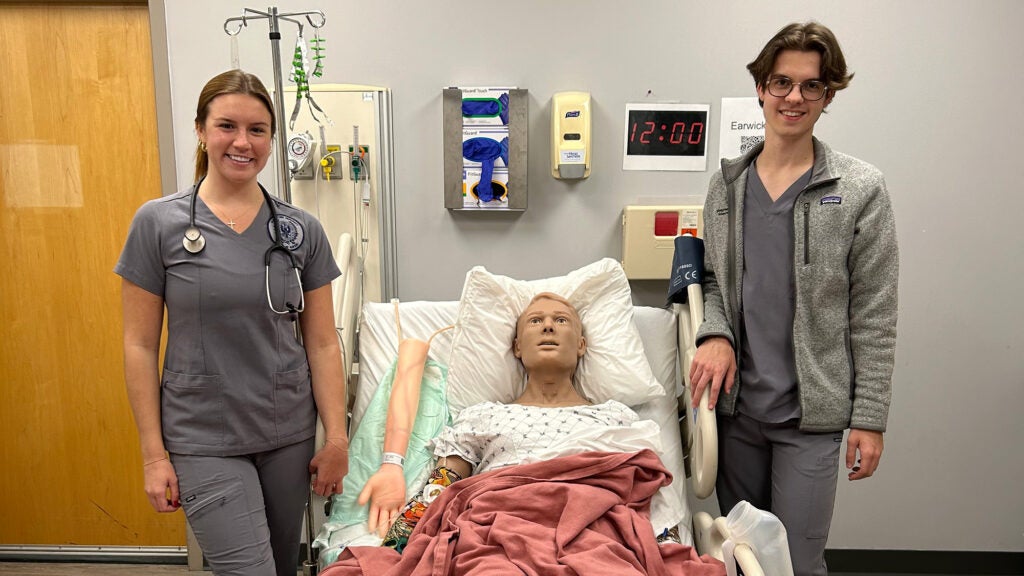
xmin=207 ymin=198 xmax=262 ymax=230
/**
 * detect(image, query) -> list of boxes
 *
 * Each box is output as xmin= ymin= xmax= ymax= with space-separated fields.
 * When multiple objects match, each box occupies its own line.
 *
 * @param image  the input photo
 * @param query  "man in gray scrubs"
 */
xmin=688 ymin=22 xmax=899 ymax=576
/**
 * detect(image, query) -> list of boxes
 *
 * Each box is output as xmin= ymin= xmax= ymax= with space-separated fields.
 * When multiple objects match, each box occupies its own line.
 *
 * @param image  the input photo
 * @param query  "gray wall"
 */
xmin=155 ymin=0 xmax=1024 ymax=552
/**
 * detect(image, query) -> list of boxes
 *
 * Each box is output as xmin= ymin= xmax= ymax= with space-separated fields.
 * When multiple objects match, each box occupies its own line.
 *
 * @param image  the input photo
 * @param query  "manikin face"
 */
xmin=513 ymin=296 xmax=586 ymax=373
xmin=756 ymin=50 xmax=833 ymax=144
xmin=196 ymin=93 xmax=273 ymax=186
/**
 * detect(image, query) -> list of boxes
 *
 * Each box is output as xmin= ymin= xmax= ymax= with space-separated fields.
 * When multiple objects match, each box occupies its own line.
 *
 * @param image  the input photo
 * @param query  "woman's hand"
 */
xmin=309 ymin=440 xmax=349 ymax=497
xmin=358 ymin=464 xmax=406 ymax=537
xmin=143 ymin=458 xmax=180 ymax=513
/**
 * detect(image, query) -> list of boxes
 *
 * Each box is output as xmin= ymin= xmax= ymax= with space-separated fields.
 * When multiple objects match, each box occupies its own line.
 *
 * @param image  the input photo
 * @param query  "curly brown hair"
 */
xmin=747 ymin=22 xmax=854 ymax=97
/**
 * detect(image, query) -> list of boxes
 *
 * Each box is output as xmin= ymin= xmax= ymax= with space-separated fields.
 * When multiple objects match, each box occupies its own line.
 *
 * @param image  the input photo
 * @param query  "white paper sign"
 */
xmin=718 ymin=97 xmax=765 ymax=162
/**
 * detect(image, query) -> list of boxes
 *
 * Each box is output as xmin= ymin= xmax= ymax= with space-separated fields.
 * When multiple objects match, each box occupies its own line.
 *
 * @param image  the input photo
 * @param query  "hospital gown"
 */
xmin=431 ymin=400 xmax=642 ymax=475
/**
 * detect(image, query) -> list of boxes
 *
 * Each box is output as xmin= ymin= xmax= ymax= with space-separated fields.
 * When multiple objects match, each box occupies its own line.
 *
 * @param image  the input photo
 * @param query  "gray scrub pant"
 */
xmin=716 ymin=413 xmax=843 ymax=576
xmin=171 ymin=438 xmax=315 ymax=576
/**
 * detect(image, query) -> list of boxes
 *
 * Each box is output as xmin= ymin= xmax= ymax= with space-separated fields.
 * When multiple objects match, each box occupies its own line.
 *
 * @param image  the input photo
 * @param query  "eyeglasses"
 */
xmin=766 ymin=76 xmax=829 ymax=101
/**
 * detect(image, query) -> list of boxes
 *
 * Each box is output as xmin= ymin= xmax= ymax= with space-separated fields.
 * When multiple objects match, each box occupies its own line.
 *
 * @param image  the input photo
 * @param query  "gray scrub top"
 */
xmin=115 ymin=185 xmax=341 ymax=456
xmin=736 ymin=162 xmax=810 ymax=423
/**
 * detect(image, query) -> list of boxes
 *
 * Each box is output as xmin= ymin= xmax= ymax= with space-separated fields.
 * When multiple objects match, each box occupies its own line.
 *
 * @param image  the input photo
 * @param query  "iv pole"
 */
xmin=222 ymin=10 xmax=330 ymax=575
xmin=224 ymin=7 xmax=326 ymax=203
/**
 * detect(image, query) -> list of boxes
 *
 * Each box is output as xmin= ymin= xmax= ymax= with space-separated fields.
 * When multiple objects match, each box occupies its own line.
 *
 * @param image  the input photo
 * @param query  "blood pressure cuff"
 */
xmin=462 ymin=137 xmax=510 ymax=202
xmin=667 ymin=235 xmax=705 ymax=304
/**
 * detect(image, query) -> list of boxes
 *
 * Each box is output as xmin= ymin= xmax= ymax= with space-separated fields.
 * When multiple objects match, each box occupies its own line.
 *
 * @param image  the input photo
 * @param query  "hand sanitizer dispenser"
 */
xmin=551 ymin=91 xmax=591 ymax=179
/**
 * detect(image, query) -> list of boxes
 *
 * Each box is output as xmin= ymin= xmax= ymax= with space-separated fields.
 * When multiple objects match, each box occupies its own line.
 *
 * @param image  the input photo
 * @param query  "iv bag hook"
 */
xmin=221 ymin=6 xmax=328 ymax=204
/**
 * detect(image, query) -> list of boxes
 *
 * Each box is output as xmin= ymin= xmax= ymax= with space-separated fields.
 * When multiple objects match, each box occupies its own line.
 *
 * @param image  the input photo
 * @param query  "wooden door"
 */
xmin=0 ymin=3 xmax=183 ymax=545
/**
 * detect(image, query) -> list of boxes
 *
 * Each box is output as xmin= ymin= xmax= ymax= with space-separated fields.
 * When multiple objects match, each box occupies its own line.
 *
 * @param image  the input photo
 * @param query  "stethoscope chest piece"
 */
xmin=183 ymin=226 xmax=206 ymax=254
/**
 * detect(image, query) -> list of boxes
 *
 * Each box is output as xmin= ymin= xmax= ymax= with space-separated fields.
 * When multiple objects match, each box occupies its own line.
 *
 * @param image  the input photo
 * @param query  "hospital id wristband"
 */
xmin=381 ymin=452 xmax=405 ymax=468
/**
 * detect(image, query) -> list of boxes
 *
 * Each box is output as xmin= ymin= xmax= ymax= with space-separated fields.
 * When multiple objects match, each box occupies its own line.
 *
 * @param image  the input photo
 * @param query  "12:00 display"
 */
xmin=625 ymin=109 xmax=707 ymax=157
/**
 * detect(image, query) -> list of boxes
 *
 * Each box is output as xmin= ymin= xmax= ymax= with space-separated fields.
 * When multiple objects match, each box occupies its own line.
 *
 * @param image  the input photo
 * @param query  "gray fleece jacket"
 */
xmin=696 ymin=138 xmax=898 ymax=432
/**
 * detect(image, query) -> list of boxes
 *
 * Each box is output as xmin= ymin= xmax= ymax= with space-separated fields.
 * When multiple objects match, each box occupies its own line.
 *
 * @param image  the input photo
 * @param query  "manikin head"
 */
xmin=512 ymin=293 xmax=587 ymax=380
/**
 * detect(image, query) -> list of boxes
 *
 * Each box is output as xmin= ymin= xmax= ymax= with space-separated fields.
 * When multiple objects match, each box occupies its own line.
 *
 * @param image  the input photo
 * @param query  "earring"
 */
xmin=199 ymin=141 xmax=207 ymax=152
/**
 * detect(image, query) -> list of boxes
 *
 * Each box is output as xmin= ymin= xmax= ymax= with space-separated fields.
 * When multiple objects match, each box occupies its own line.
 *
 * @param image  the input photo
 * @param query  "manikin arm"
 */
xmin=358 ymin=336 xmax=429 ymax=537
xmin=359 ymin=301 xmax=455 ymax=537
xmin=380 ymin=459 xmax=468 ymax=552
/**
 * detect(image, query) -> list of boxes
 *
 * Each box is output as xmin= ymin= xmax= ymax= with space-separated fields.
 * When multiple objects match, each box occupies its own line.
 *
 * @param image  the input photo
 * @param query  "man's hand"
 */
xmin=689 ymin=337 xmax=737 ymax=410
xmin=846 ymin=428 xmax=884 ymax=481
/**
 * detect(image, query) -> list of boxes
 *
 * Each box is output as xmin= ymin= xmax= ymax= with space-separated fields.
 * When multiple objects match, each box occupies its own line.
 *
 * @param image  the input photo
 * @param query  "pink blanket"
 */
xmin=320 ymin=450 xmax=725 ymax=576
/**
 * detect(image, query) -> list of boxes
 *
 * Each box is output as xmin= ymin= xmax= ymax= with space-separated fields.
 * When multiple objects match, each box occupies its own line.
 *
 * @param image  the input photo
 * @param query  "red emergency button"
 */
xmin=654 ymin=211 xmax=678 ymax=236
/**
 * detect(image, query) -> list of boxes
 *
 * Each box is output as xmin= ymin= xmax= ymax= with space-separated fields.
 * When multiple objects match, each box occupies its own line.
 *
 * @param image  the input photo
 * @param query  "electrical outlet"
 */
xmin=321 ymin=144 xmax=342 ymax=180
xmin=348 ymin=145 xmax=369 ymax=181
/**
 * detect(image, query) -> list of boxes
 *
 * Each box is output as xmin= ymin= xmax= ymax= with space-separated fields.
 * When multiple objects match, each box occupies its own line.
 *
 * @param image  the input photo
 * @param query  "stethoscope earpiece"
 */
xmin=183 ymin=225 xmax=206 ymax=254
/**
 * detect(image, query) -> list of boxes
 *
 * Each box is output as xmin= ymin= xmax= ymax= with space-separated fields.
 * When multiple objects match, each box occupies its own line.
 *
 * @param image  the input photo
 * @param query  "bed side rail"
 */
xmin=675 ymin=281 xmax=717 ymax=499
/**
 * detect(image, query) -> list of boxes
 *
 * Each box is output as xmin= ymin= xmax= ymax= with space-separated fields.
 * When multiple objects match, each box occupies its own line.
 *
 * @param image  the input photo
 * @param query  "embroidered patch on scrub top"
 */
xmin=267 ymin=214 xmax=305 ymax=250
xmin=820 ymin=196 xmax=842 ymax=205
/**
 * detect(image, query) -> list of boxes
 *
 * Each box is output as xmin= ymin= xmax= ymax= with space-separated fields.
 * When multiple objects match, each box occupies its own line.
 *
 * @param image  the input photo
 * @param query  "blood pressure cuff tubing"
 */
xmin=667 ymin=235 xmax=705 ymax=304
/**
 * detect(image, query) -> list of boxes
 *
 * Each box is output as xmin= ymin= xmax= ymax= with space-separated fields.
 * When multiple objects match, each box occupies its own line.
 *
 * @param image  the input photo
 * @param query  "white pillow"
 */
xmin=445 ymin=258 xmax=664 ymax=415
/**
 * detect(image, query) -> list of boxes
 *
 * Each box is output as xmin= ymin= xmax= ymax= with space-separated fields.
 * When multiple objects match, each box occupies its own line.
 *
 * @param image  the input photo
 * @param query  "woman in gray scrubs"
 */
xmin=116 ymin=70 xmax=349 ymax=576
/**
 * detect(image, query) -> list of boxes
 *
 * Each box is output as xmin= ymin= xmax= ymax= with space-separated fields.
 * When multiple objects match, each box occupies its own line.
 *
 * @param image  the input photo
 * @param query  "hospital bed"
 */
xmin=304 ymin=245 xmax=767 ymax=575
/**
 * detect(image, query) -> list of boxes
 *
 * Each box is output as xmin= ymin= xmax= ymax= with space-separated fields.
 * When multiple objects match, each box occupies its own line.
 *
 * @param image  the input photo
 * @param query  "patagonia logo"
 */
xmin=820 ymin=196 xmax=842 ymax=205
xmin=716 ymin=208 xmax=729 ymax=215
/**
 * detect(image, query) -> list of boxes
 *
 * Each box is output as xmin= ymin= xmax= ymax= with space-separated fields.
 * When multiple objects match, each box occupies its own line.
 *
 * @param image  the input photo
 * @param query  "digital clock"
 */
xmin=622 ymin=103 xmax=710 ymax=171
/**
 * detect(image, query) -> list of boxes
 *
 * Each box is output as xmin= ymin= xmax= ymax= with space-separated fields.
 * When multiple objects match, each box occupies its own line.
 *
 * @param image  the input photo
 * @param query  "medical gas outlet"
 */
xmin=348 ymin=145 xmax=369 ymax=181
xmin=320 ymin=144 xmax=342 ymax=181
xmin=551 ymin=91 xmax=591 ymax=179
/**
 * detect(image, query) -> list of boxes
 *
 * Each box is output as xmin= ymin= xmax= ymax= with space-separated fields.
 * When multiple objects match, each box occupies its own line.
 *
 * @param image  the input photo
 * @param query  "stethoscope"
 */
xmin=183 ymin=179 xmax=305 ymax=316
